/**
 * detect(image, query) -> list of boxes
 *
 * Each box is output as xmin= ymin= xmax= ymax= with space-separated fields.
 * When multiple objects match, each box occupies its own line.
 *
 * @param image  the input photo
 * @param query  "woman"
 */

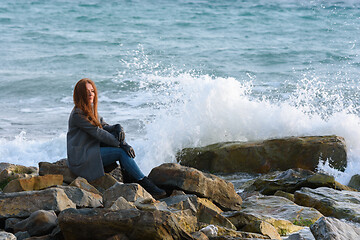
xmin=66 ymin=78 xmax=166 ymax=199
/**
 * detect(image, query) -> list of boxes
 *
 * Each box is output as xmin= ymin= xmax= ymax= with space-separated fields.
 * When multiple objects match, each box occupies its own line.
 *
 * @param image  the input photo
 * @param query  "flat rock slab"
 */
xmin=310 ymin=216 xmax=360 ymax=240
xmin=177 ymin=135 xmax=347 ymax=173
xmin=58 ymin=208 xmax=194 ymax=240
xmin=3 ymin=174 xmax=63 ymax=193
xmin=0 ymin=188 xmax=75 ymax=219
xmin=294 ymin=187 xmax=360 ymax=223
xmin=149 ymin=163 xmax=242 ymax=211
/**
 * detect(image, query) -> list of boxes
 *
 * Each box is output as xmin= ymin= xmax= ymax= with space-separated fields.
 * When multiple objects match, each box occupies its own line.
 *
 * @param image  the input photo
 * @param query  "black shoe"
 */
xmin=138 ymin=177 xmax=167 ymax=199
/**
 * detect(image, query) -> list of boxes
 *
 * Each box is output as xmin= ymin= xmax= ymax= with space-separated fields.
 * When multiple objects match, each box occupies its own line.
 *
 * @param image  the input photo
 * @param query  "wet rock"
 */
xmin=243 ymin=168 xmax=349 ymax=195
xmin=0 ymin=231 xmax=16 ymax=240
xmin=294 ymin=187 xmax=360 ymax=223
xmin=3 ymin=175 xmax=63 ymax=193
xmin=109 ymin=197 xmax=137 ymax=210
xmin=149 ymin=163 xmax=242 ymax=211
xmin=89 ymin=173 xmax=118 ymax=194
xmin=348 ymin=174 xmax=360 ymax=191
xmin=0 ymin=188 xmax=75 ymax=219
xmin=103 ymin=183 xmax=153 ymax=208
xmin=39 ymin=160 xmax=76 ymax=184
xmin=58 ymin=208 xmax=194 ymax=240
xmin=69 ymin=177 xmax=101 ymax=195
xmin=13 ymin=210 xmax=57 ymax=236
xmin=177 ymin=135 xmax=347 ymax=173
xmin=310 ymin=216 xmax=360 ymax=240
xmin=55 ymin=185 xmax=103 ymax=208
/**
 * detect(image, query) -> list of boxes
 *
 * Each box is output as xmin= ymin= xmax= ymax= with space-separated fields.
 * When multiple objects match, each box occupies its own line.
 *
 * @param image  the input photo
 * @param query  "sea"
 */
xmin=1 ymin=0 xmax=360 ymax=185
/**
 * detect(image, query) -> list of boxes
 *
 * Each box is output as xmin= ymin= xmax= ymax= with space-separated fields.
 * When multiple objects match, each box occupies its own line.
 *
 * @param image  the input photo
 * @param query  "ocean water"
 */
xmin=1 ymin=0 xmax=360 ymax=184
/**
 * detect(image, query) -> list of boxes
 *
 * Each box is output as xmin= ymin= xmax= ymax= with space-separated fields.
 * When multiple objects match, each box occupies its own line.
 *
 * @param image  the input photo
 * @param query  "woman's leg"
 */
xmin=100 ymin=147 xmax=145 ymax=181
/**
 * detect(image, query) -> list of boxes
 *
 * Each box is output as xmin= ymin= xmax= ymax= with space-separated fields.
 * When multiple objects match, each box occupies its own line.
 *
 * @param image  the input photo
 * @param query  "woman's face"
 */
xmin=85 ymin=82 xmax=95 ymax=104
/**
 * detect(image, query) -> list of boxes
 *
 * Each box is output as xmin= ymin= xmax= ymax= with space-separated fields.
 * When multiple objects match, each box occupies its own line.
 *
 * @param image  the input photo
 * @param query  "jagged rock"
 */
xmin=224 ymin=195 xmax=322 ymax=236
xmin=286 ymin=227 xmax=315 ymax=240
xmin=177 ymin=135 xmax=347 ymax=173
xmin=161 ymin=194 xmax=198 ymax=213
xmin=0 ymin=231 xmax=16 ymax=240
xmin=103 ymin=183 xmax=153 ymax=208
xmin=58 ymin=208 xmax=194 ymax=240
xmin=89 ymin=173 xmax=118 ymax=194
xmin=39 ymin=160 xmax=76 ymax=184
xmin=294 ymin=187 xmax=360 ymax=223
xmin=348 ymin=174 xmax=360 ymax=191
xmin=242 ymin=220 xmax=280 ymax=239
xmin=149 ymin=163 xmax=242 ymax=211
xmin=134 ymin=197 xmax=168 ymax=210
xmin=13 ymin=210 xmax=57 ymax=236
xmin=0 ymin=163 xmax=38 ymax=190
xmin=0 ymin=188 xmax=75 ymax=219
xmin=109 ymin=197 xmax=137 ymax=210
xmin=4 ymin=217 xmax=22 ymax=232
xmin=274 ymin=190 xmax=294 ymax=202
xmin=69 ymin=177 xmax=101 ymax=195
xmin=310 ymin=216 xmax=360 ymax=240
xmin=243 ymin=168 xmax=351 ymax=195
xmin=3 ymin=175 xmax=63 ymax=193
xmin=54 ymin=185 xmax=103 ymax=208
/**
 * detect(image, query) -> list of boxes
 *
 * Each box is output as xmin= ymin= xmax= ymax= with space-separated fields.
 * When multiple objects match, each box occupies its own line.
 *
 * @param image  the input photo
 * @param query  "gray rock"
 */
xmin=13 ymin=210 xmax=57 ymax=236
xmin=0 ymin=231 xmax=16 ymax=240
xmin=310 ymin=217 xmax=360 ymax=240
xmin=14 ymin=231 xmax=30 ymax=240
xmin=149 ymin=163 xmax=242 ymax=211
xmin=55 ymin=185 xmax=103 ymax=208
xmin=4 ymin=217 xmax=22 ymax=232
xmin=69 ymin=177 xmax=101 ymax=195
xmin=109 ymin=197 xmax=137 ymax=210
xmin=286 ymin=227 xmax=315 ymax=240
xmin=0 ymin=188 xmax=75 ymax=219
xmin=103 ymin=183 xmax=153 ymax=208
xmin=294 ymin=187 xmax=360 ymax=223
xmin=348 ymin=174 xmax=360 ymax=191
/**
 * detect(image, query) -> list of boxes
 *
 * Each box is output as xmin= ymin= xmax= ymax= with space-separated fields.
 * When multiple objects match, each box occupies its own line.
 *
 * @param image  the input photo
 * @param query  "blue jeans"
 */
xmin=100 ymin=147 xmax=145 ymax=181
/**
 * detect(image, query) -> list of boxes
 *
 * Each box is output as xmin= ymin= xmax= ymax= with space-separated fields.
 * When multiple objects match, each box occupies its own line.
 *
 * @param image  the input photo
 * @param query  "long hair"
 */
xmin=73 ymin=78 xmax=102 ymax=128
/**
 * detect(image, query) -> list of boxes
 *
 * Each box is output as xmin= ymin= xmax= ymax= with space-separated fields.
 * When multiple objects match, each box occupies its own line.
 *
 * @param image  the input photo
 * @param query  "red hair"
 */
xmin=73 ymin=78 xmax=102 ymax=128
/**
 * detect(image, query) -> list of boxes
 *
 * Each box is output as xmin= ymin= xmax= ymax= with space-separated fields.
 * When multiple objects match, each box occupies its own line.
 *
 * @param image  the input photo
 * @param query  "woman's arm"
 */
xmin=72 ymin=111 xmax=120 ymax=147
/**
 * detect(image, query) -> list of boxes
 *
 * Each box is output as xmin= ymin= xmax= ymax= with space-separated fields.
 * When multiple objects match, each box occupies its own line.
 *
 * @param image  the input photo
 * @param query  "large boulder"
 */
xmin=310 ymin=216 xmax=360 ymax=240
xmin=177 ymin=135 xmax=347 ymax=173
xmin=294 ymin=187 xmax=360 ymax=223
xmin=348 ymin=174 xmax=360 ymax=191
xmin=148 ymin=163 xmax=242 ymax=211
xmin=54 ymin=186 xmax=103 ymax=208
xmin=13 ymin=210 xmax=57 ymax=237
xmin=3 ymin=175 xmax=63 ymax=193
xmin=58 ymin=208 xmax=194 ymax=240
xmin=38 ymin=160 xmax=76 ymax=184
xmin=0 ymin=163 xmax=38 ymax=189
xmin=0 ymin=188 xmax=75 ymax=219
xmin=243 ymin=168 xmax=352 ymax=195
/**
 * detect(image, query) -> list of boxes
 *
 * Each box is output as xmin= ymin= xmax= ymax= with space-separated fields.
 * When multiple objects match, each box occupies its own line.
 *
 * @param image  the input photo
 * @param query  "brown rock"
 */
xmin=3 ymin=175 xmax=63 ymax=193
xmin=38 ymin=160 xmax=76 ymax=184
xmin=348 ymin=174 xmax=360 ymax=191
xmin=242 ymin=220 xmax=281 ymax=239
xmin=177 ymin=135 xmax=347 ymax=173
xmin=69 ymin=177 xmax=101 ymax=195
xmin=54 ymin=185 xmax=103 ymax=208
xmin=149 ymin=163 xmax=242 ymax=211
xmin=13 ymin=210 xmax=57 ymax=236
xmin=89 ymin=173 xmax=118 ymax=194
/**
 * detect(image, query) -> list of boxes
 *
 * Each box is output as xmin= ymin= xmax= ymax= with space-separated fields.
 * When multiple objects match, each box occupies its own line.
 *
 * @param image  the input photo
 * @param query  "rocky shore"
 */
xmin=1 ymin=135 xmax=360 ymax=240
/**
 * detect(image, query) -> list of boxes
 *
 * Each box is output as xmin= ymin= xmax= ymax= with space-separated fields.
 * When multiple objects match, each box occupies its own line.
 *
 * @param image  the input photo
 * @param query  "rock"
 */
xmin=89 ymin=173 xmax=118 ymax=194
xmin=4 ymin=217 xmax=22 ymax=232
xmin=294 ymin=187 xmax=360 ymax=223
xmin=54 ymin=185 xmax=103 ymax=208
xmin=243 ymin=168 xmax=348 ymax=195
xmin=103 ymin=183 xmax=153 ymax=208
xmin=310 ymin=216 xmax=360 ymax=240
xmin=134 ymin=197 xmax=168 ymax=211
xmin=348 ymin=174 xmax=360 ymax=191
xmin=58 ymin=208 xmax=194 ymax=240
xmin=224 ymin=195 xmax=323 ymax=236
xmin=39 ymin=159 xmax=76 ymax=184
xmin=109 ymin=197 xmax=137 ymax=210
xmin=69 ymin=177 xmax=101 ymax=195
xmin=214 ymin=226 xmax=270 ymax=239
xmin=161 ymin=194 xmax=198 ymax=213
xmin=286 ymin=227 xmax=315 ymax=240
xmin=3 ymin=175 xmax=63 ymax=193
xmin=274 ymin=190 xmax=294 ymax=202
xmin=104 ymin=163 xmax=124 ymax=182
xmin=0 ymin=231 xmax=16 ymax=240
xmin=149 ymin=163 xmax=242 ymax=211
xmin=192 ymin=231 xmax=209 ymax=240
xmin=242 ymin=220 xmax=280 ymax=239
xmin=106 ymin=234 xmax=129 ymax=240
xmin=177 ymin=135 xmax=347 ymax=173
xmin=200 ymin=225 xmax=218 ymax=237
xmin=14 ymin=231 xmax=30 ymax=240
xmin=0 ymin=163 xmax=38 ymax=190
xmin=0 ymin=188 xmax=75 ymax=219
xmin=13 ymin=210 xmax=57 ymax=236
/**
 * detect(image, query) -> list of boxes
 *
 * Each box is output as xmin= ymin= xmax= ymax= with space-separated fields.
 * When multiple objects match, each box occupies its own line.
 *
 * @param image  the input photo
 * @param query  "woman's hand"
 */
xmin=120 ymin=142 xmax=136 ymax=158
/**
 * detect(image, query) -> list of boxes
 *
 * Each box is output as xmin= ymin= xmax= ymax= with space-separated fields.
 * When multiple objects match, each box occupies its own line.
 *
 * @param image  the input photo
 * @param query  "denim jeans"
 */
xmin=100 ymin=147 xmax=145 ymax=181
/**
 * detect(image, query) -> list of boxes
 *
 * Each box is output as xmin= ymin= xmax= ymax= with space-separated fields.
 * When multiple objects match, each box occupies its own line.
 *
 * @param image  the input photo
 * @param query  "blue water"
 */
xmin=1 ymin=0 xmax=360 ymax=183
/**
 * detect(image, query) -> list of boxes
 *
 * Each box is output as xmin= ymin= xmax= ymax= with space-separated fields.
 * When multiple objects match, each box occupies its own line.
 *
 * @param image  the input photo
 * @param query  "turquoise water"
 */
xmin=1 ymin=0 xmax=360 ymax=183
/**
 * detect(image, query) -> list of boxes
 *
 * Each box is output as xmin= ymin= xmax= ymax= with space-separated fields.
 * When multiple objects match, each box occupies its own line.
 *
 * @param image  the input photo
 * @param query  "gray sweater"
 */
xmin=66 ymin=107 xmax=120 ymax=181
